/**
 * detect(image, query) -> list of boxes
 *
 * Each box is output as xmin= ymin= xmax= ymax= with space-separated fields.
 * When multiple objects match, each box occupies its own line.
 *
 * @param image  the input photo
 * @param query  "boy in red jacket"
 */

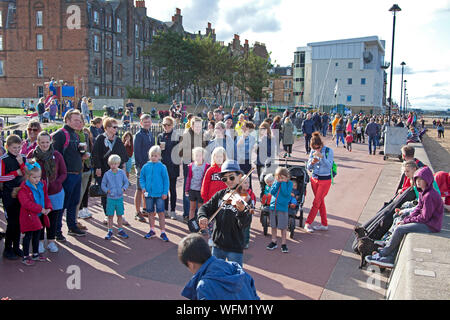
xmin=17 ymin=161 xmax=53 ymax=266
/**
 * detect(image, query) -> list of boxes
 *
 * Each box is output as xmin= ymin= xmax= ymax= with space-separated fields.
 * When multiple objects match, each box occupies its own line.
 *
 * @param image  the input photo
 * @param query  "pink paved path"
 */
xmin=0 ymin=134 xmax=384 ymax=300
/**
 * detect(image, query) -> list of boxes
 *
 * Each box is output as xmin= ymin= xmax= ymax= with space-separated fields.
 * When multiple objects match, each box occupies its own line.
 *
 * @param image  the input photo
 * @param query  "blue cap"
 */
xmin=224 ymin=114 xmax=233 ymax=122
xmin=220 ymin=160 xmax=243 ymax=176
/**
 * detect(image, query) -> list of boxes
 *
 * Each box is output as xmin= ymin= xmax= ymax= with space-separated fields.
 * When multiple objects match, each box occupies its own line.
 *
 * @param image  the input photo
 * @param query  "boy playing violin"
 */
xmin=198 ymin=160 xmax=252 ymax=267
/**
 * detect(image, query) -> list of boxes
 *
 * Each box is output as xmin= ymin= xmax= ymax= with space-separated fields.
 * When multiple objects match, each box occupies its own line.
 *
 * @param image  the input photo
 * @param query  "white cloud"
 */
xmin=144 ymin=0 xmax=450 ymax=110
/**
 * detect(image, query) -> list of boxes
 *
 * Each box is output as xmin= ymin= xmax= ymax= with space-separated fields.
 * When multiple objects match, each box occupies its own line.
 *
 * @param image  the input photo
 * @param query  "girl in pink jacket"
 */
xmin=17 ymin=161 xmax=53 ymax=266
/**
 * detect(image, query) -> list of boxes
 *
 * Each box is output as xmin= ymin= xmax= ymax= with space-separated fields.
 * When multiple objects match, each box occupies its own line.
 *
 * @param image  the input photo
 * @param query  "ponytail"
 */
xmin=310 ymin=132 xmax=323 ymax=149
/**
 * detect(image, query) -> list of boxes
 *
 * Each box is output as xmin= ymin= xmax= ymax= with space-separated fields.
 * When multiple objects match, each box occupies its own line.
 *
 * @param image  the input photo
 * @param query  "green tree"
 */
xmin=236 ymin=50 xmax=272 ymax=102
xmin=142 ymin=31 xmax=196 ymax=99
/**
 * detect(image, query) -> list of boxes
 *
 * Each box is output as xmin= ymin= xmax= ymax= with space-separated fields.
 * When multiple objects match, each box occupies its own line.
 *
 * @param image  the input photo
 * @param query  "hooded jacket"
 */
xmin=18 ymin=180 xmax=52 ymax=233
xmin=434 ymin=171 xmax=450 ymax=206
xmin=200 ymin=163 xmax=227 ymax=203
xmin=403 ymin=166 xmax=444 ymax=232
xmin=181 ymin=256 xmax=260 ymax=300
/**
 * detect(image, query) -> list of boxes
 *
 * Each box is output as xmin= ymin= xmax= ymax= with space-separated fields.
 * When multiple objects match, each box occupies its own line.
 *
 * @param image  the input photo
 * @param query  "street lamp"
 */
xmin=400 ymin=61 xmax=406 ymax=116
xmin=388 ymin=4 xmax=401 ymax=125
xmin=403 ymin=80 xmax=407 ymax=114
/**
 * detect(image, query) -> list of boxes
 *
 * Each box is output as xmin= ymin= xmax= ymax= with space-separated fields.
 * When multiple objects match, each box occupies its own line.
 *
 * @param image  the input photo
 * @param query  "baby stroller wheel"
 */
xmin=299 ymin=209 xmax=304 ymax=228
xmin=262 ymin=215 xmax=269 ymax=236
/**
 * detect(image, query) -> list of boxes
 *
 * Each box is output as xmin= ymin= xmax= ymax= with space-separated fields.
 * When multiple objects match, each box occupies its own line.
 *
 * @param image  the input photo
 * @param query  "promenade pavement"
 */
xmin=0 ymin=133 xmax=389 ymax=300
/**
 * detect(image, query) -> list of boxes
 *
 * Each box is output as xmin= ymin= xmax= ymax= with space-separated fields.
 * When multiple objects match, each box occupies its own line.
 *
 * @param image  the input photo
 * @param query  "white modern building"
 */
xmin=294 ymin=36 xmax=388 ymax=114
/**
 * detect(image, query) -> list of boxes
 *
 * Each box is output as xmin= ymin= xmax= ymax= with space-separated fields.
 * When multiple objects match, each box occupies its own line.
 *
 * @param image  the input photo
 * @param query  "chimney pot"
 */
xmin=176 ymin=8 xmax=181 ymax=15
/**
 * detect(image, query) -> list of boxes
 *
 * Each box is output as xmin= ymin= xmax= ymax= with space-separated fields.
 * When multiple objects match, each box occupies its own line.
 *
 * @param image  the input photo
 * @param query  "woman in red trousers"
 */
xmin=304 ymin=132 xmax=334 ymax=233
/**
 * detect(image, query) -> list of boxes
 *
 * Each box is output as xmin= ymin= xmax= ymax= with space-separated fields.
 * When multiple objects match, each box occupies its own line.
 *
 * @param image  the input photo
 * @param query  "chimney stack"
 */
xmin=135 ymin=0 xmax=145 ymax=8
xmin=173 ymin=8 xmax=183 ymax=25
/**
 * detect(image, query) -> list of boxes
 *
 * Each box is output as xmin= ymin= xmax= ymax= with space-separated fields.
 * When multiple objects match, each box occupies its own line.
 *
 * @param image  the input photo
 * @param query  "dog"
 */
xmin=354 ymin=226 xmax=381 ymax=269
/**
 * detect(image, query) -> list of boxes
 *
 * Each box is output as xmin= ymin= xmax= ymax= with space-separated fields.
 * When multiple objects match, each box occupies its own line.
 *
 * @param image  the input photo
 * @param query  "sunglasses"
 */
xmin=221 ymin=175 xmax=236 ymax=183
xmin=28 ymin=128 xmax=39 ymax=132
xmin=110 ymin=126 xmax=118 ymax=129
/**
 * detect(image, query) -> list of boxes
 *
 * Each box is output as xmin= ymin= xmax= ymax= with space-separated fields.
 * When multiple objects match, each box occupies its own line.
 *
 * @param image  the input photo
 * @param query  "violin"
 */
xmin=223 ymin=185 xmax=258 ymax=214
xmin=206 ymin=167 xmax=256 ymax=224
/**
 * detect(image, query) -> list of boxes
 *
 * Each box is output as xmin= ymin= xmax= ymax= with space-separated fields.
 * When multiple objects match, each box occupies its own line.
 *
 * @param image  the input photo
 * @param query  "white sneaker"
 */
xmin=78 ymin=209 xmax=90 ymax=219
xmin=170 ymin=211 xmax=177 ymax=220
xmin=47 ymin=241 xmax=59 ymax=253
xmin=208 ymin=238 xmax=214 ymax=247
xmin=313 ymin=224 xmax=329 ymax=231
xmin=304 ymin=224 xmax=314 ymax=233
xmin=38 ymin=241 xmax=46 ymax=254
xmin=83 ymin=208 xmax=93 ymax=218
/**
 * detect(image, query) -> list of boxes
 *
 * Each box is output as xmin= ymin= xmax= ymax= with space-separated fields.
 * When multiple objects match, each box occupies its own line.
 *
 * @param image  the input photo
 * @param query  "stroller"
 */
xmin=260 ymin=158 xmax=309 ymax=239
xmin=105 ymin=106 xmax=116 ymax=118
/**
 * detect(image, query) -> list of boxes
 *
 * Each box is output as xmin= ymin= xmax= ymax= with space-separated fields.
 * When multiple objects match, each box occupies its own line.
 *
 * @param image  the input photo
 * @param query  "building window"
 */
xmin=117 ymin=64 xmax=122 ymax=80
xmin=36 ymin=11 xmax=43 ymax=26
xmin=37 ymin=86 xmax=44 ymax=97
xmin=269 ymin=81 xmax=273 ymax=89
xmin=117 ymin=18 xmax=122 ymax=32
xmin=135 ymin=45 xmax=140 ymax=60
xmin=0 ymin=10 xmax=3 ymax=28
xmin=361 ymin=78 xmax=366 ymax=85
xmin=37 ymin=34 xmax=43 ymax=50
xmin=347 ymin=95 xmax=352 ymax=102
xmin=348 ymin=62 xmax=353 ymax=69
xmin=94 ymin=11 xmax=99 ymax=25
xmin=0 ymin=35 xmax=3 ymax=51
xmin=94 ymin=86 xmax=99 ymax=96
xmin=94 ymin=60 xmax=100 ymax=77
xmin=347 ymin=78 xmax=352 ymax=85
xmin=37 ymin=60 xmax=44 ymax=77
xmin=360 ymin=95 xmax=366 ymax=102
xmin=94 ymin=35 xmax=99 ymax=51
xmin=135 ymin=66 xmax=140 ymax=82
xmin=116 ymin=40 xmax=121 ymax=56
xmin=135 ymin=24 xmax=139 ymax=39
xmin=335 ymin=62 xmax=338 ymax=67
xmin=0 ymin=60 xmax=4 ymax=76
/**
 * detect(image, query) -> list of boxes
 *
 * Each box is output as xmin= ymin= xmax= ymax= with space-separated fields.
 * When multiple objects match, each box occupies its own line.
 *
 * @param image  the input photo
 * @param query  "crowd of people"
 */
xmin=0 ymin=101 xmax=448 ymax=299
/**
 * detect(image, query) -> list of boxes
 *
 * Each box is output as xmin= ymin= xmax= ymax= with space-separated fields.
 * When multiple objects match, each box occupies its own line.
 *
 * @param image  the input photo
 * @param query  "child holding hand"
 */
xmin=17 ymin=161 xmax=52 ymax=266
xmin=101 ymin=154 xmax=130 ymax=240
xmin=266 ymin=167 xmax=293 ymax=253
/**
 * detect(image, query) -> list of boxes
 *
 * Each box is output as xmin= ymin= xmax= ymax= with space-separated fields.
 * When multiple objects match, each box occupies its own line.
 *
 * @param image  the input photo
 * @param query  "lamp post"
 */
xmin=388 ymin=4 xmax=401 ymax=125
xmin=403 ymin=80 xmax=407 ymax=114
xmin=400 ymin=61 xmax=406 ymax=116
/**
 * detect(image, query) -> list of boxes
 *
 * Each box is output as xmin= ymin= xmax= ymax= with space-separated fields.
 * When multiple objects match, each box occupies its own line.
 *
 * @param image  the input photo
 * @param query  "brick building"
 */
xmin=0 ymin=0 xmax=266 ymax=105
xmin=263 ymin=66 xmax=294 ymax=106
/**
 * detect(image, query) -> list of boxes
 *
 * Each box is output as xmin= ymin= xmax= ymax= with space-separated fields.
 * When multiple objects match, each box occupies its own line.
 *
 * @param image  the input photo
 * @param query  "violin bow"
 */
xmin=207 ymin=167 xmax=256 ymax=224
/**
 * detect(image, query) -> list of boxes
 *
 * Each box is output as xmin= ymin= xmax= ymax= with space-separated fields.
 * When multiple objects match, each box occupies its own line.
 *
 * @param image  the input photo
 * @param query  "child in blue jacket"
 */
xmin=140 ymin=146 xmax=170 ymax=242
xmin=266 ymin=167 xmax=293 ymax=253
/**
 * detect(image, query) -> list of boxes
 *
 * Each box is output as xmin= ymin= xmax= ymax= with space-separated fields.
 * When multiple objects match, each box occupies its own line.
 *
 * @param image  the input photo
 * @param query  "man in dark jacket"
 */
xmin=157 ymin=116 xmax=181 ymax=220
xmin=321 ymin=113 xmax=329 ymax=137
xmin=53 ymin=109 xmax=87 ymax=238
xmin=365 ymin=118 xmax=379 ymax=155
xmin=312 ymin=112 xmax=322 ymax=132
xmin=302 ymin=113 xmax=315 ymax=154
xmin=133 ymin=114 xmax=154 ymax=221
xmin=179 ymin=233 xmax=259 ymax=300
xmin=198 ymin=160 xmax=252 ymax=267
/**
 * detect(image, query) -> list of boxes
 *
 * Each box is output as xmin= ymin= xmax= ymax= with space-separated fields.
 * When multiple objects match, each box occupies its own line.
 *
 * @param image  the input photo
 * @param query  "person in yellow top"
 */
xmin=331 ymin=114 xmax=340 ymax=138
xmin=234 ymin=114 xmax=246 ymax=137
xmin=87 ymin=97 xmax=94 ymax=119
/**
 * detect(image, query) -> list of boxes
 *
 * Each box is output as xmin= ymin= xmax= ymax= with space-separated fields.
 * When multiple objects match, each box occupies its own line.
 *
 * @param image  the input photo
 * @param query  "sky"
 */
xmin=145 ymin=0 xmax=450 ymax=111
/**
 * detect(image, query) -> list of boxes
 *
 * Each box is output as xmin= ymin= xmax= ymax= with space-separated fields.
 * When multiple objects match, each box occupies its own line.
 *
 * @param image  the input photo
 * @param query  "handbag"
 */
xmin=89 ymin=180 xmax=107 ymax=198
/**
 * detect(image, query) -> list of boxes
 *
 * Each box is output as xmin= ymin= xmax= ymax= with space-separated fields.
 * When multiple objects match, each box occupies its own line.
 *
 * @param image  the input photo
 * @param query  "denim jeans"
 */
xmin=336 ymin=133 xmax=345 ymax=146
xmin=322 ymin=123 xmax=328 ymax=137
xmin=368 ymin=136 xmax=377 ymax=154
xmin=212 ymin=246 xmax=244 ymax=267
xmin=379 ymin=223 xmax=431 ymax=263
xmin=63 ymin=173 xmax=82 ymax=230
xmin=183 ymin=164 xmax=190 ymax=218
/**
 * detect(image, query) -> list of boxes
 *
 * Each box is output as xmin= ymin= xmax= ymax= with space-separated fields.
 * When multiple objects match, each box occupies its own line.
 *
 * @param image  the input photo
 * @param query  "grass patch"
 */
xmin=0 ymin=107 xmax=26 ymax=115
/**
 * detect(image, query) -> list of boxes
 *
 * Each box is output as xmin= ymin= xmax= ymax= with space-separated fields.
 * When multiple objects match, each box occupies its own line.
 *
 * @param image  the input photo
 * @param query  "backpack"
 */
xmin=325 ymin=147 xmax=337 ymax=183
xmin=51 ymin=127 xmax=71 ymax=154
